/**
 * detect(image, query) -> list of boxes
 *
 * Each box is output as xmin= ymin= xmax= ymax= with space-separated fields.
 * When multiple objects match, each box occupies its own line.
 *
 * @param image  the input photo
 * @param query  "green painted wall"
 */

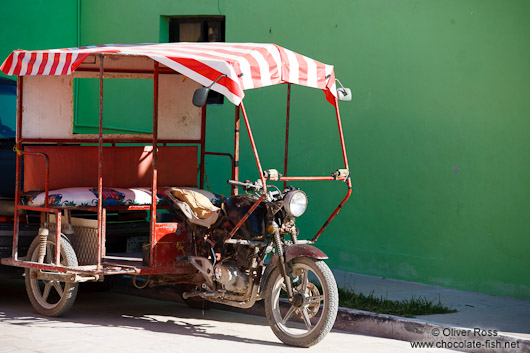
xmin=2 ymin=0 xmax=529 ymax=299
xmin=0 ymin=0 xmax=78 ymax=78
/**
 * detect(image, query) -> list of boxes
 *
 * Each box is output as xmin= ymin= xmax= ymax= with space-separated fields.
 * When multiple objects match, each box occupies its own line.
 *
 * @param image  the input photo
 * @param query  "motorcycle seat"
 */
xmin=165 ymin=187 xmax=221 ymax=228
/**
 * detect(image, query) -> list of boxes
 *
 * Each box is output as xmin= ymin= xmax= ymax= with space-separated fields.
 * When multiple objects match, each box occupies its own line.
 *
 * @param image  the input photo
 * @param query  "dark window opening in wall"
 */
xmin=169 ymin=16 xmax=225 ymax=105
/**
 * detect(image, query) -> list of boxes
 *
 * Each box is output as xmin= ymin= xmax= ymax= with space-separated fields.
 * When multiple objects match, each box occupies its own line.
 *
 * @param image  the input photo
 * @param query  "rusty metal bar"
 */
xmin=75 ymin=67 xmax=181 ymax=75
xmin=239 ymin=102 xmax=267 ymax=193
xmin=16 ymin=204 xmax=165 ymax=213
xmin=0 ymin=257 xmax=191 ymax=276
xmin=0 ymin=259 xmax=69 ymax=272
xmin=21 ymin=138 xmax=202 ymax=144
xmin=101 ymin=208 xmax=106 ymax=259
xmin=18 ymin=151 xmax=50 ymax=205
xmin=228 ymin=194 xmax=266 ymax=238
xmin=12 ymin=76 xmax=23 ymax=260
xmin=280 ymin=176 xmax=347 ymax=181
xmin=199 ymin=105 xmax=207 ymax=189
xmin=233 ymin=105 xmax=240 ymax=196
xmin=96 ymin=54 xmax=104 ymax=270
xmin=311 ymin=98 xmax=352 ymax=242
xmin=150 ymin=61 xmax=160 ymax=268
xmin=204 ymin=152 xmax=234 ymax=184
xmin=16 ymin=205 xmax=57 ymax=213
xmin=283 ymin=83 xmax=291 ymax=190
xmin=55 ymin=210 xmax=61 ymax=265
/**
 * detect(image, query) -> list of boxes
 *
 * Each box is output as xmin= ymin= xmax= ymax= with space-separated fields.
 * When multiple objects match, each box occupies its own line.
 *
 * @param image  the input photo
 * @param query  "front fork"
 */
xmin=270 ymin=221 xmax=294 ymax=300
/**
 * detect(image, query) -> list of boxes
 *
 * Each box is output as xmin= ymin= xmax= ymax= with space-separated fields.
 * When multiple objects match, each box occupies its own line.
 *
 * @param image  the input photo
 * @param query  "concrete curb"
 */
xmin=111 ymin=281 xmax=529 ymax=353
xmin=333 ymin=307 xmax=529 ymax=353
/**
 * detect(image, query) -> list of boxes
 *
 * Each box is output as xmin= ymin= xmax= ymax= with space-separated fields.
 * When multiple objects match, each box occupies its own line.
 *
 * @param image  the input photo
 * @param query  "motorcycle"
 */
xmin=169 ymin=178 xmax=338 ymax=347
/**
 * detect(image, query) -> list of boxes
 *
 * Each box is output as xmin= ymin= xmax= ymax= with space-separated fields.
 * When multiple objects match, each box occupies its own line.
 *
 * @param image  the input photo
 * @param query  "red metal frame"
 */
xmin=96 ymin=54 xmax=104 ymax=269
xmin=2 ymin=51 xmax=351 ymax=277
xmin=12 ymin=75 xmax=23 ymax=260
xmin=283 ymin=83 xmax=291 ymax=190
xmin=239 ymin=102 xmax=267 ymax=193
xmin=149 ymin=61 xmax=160 ymax=267
xmin=233 ymin=105 xmax=240 ymax=196
xmin=204 ymin=152 xmax=235 ymax=186
xmin=2 ymin=53 xmax=205 ymax=276
xmin=199 ymin=105 xmax=207 ymax=189
xmin=20 ymin=138 xmax=202 ymax=144
xmin=311 ymin=97 xmax=352 ymax=242
xmin=234 ymin=93 xmax=351 ymax=242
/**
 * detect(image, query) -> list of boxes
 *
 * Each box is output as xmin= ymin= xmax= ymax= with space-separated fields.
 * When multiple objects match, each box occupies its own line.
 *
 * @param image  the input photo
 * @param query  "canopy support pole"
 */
xmin=227 ymin=102 xmax=267 ymax=238
xmin=149 ymin=61 xmax=160 ymax=266
xmin=96 ymin=54 xmax=105 ymax=269
xmin=283 ymin=83 xmax=291 ymax=190
xmin=199 ymin=105 xmax=207 ymax=189
xmin=233 ymin=105 xmax=240 ymax=196
xmin=239 ymin=102 xmax=266 ymax=193
xmin=12 ymin=76 xmax=23 ymax=260
xmin=311 ymin=98 xmax=352 ymax=242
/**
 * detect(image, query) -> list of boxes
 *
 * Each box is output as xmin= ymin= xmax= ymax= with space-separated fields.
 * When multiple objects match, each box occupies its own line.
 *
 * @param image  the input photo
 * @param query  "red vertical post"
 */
xmin=12 ymin=76 xmax=23 ymax=260
xmin=239 ymin=102 xmax=267 ymax=192
xmin=283 ymin=83 xmax=291 ymax=190
xmin=233 ymin=105 xmax=240 ymax=196
xmin=199 ymin=105 xmax=207 ymax=189
xmin=55 ymin=210 xmax=61 ymax=265
xmin=96 ymin=54 xmax=104 ymax=270
xmin=334 ymin=97 xmax=350 ymax=172
xmin=101 ymin=208 xmax=106 ymax=259
xmin=150 ymin=62 xmax=160 ymax=267
xmin=311 ymin=98 xmax=352 ymax=242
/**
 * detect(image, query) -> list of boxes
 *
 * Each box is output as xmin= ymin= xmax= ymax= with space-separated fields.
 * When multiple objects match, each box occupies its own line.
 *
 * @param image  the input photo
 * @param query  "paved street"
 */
xmin=0 ymin=278 xmax=456 ymax=353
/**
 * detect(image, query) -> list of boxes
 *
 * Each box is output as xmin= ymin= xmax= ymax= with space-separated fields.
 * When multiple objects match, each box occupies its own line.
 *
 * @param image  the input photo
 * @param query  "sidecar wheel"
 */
xmin=264 ymin=257 xmax=338 ymax=347
xmin=25 ymin=233 xmax=79 ymax=317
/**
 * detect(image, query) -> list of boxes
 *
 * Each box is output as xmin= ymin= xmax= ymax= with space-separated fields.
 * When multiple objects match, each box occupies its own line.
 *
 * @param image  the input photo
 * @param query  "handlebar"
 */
xmin=227 ymin=179 xmax=261 ymax=192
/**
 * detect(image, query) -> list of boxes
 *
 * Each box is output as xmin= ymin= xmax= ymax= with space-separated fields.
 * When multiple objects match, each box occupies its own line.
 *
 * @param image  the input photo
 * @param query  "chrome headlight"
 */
xmin=284 ymin=190 xmax=308 ymax=217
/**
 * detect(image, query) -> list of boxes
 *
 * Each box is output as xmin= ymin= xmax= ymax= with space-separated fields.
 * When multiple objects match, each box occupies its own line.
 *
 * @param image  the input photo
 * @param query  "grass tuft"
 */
xmin=337 ymin=287 xmax=457 ymax=318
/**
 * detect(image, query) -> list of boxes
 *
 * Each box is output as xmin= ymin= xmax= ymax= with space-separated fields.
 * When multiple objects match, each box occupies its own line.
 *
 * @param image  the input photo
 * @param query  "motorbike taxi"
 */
xmin=0 ymin=42 xmax=352 ymax=347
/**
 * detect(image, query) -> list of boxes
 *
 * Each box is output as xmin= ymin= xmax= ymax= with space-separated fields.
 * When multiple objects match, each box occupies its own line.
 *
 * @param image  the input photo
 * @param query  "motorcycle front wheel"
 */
xmin=264 ymin=257 xmax=338 ymax=347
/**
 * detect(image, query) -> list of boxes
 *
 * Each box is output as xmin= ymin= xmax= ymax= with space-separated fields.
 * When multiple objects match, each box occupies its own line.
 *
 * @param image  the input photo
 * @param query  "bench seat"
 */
xmin=27 ymin=186 xmax=226 ymax=208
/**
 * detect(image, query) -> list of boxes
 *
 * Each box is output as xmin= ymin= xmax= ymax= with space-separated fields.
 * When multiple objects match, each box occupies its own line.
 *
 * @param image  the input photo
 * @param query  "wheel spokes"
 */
xmin=42 ymin=282 xmax=52 ymax=301
xmin=307 ymin=294 xmax=324 ymax=305
xmin=301 ymin=270 xmax=308 ymax=292
xmin=53 ymin=281 xmax=64 ymax=297
xmin=301 ymin=307 xmax=312 ymax=330
xmin=282 ymin=305 xmax=297 ymax=324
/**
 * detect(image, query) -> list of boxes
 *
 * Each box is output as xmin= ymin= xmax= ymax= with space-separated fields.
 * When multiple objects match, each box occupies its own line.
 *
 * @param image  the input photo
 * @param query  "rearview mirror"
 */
xmin=192 ymin=87 xmax=210 ymax=107
xmin=337 ymin=87 xmax=352 ymax=102
xmin=192 ymin=74 xmax=227 ymax=107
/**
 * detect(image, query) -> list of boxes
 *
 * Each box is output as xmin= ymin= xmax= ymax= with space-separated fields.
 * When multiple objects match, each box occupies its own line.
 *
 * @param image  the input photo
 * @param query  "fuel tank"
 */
xmin=223 ymin=195 xmax=267 ymax=240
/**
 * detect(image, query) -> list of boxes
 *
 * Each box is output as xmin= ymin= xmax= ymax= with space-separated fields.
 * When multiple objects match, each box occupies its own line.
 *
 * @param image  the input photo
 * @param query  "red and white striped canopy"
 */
xmin=1 ymin=43 xmax=337 ymax=106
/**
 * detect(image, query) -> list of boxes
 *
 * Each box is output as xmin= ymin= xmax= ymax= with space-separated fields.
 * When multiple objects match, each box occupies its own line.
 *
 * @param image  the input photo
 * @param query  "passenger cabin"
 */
xmin=17 ymin=54 xmax=217 ymax=273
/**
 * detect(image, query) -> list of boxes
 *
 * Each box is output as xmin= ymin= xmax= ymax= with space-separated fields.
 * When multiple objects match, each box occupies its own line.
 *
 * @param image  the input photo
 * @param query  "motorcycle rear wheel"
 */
xmin=264 ymin=257 xmax=338 ymax=347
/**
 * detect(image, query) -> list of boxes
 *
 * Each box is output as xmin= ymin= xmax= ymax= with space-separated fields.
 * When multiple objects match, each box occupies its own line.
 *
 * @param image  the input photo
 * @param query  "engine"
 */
xmin=213 ymin=261 xmax=249 ymax=294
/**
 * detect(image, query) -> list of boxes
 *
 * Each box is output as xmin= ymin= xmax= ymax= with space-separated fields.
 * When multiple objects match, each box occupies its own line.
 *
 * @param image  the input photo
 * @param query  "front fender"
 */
xmin=258 ymin=245 xmax=328 ymax=298
xmin=284 ymin=244 xmax=328 ymax=263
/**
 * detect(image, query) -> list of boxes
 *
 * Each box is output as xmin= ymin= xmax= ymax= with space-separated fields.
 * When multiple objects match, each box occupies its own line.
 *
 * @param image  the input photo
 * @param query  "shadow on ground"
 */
xmin=0 ymin=278 xmax=285 ymax=347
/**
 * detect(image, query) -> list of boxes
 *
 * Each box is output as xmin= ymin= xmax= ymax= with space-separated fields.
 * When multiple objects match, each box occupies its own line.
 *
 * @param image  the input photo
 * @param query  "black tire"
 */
xmin=264 ymin=257 xmax=338 ymax=347
xmin=25 ymin=233 xmax=79 ymax=317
